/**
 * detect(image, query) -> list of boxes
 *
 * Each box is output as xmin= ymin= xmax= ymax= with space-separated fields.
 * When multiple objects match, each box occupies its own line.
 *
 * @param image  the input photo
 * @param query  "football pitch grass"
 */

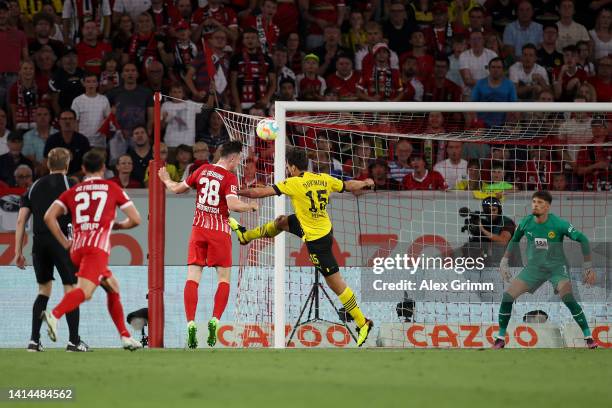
xmin=1 ymin=348 xmax=610 ymax=408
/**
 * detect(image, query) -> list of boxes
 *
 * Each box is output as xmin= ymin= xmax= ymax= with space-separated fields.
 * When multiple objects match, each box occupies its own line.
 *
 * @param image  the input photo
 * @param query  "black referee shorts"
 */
xmin=32 ymin=235 xmax=77 ymax=285
xmin=287 ymin=214 xmax=339 ymax=277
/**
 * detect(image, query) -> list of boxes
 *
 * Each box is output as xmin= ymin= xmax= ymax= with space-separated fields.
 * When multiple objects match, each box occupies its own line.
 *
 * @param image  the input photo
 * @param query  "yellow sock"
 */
xmin=338 ymin=287 xmax=366 ymax=328
xmin=244 ymin=220 xmax=280 ymax=242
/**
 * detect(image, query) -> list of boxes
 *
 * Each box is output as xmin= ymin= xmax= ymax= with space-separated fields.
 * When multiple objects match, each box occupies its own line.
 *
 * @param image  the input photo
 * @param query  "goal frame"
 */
xmin=272 ymin=101 xmax=611 ymax=349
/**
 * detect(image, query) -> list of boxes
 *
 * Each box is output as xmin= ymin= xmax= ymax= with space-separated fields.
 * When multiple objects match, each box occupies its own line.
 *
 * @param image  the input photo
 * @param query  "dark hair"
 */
xmin=469 ymin=6 xmax=485 ymax=16
xmin=279 ymin=77 xmax=296 ymax=88
xmin=542 ymin=22 xmax=558 ymax=32
xmin=467 ymin=159 xmax=480 ymax=168
xmin=59 ymin=108 xmax=77 ymax=119
xmin=562 ymin=45 xmax=578 ymax=54
xmin=132 ymin=124 xmax=148 ymax=135
xmin=488 ymin=57 xmax=504 ymax=68
xmin=32 ymin=12 xmax=54 ymax=26
xmin=176 ymin=144 xmax=193 ymax=154
xmin=220 ymin=140 xmax=243 ymax=158
xmin=491 ymin=160 xmax=505 ymax=171
xmin=532 ymin=190 xmax=553 ymax=203
xmin=243 ymin=27 xmax=258 ymax=35
xmin=522 ymin=43 xmax=537 ymax=53
xmin=83 ymin=71 xmax=98 ymax=80
xmin=286 ymin=148 xmax=309 ymax=171
xmin=82 ymin=150 xmax=106 ymax=173
xmin=435 ymin=55 xmax=450 ymax=66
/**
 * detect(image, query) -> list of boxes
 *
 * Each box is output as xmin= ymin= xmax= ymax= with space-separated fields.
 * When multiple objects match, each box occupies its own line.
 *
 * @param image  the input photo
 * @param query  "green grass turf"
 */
xmin=1 ymin=348 xmax=611 ymax=408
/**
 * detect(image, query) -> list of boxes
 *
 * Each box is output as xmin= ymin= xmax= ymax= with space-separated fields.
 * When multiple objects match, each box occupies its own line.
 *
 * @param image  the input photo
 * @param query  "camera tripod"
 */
xmin=287 ymin=270 xmax=357 ymax=345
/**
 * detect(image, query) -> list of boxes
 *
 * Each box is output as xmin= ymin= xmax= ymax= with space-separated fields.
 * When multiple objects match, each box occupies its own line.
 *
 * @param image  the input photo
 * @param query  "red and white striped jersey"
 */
xmin=183 ymin=163 xmax=238 ymax=233
xmin=55 ymin=177 xmax=133 ymax=254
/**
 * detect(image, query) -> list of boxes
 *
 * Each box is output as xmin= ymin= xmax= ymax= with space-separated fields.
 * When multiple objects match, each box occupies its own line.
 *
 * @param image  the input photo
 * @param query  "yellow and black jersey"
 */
xmin=272 ymin=172 xmax=345 ymax=241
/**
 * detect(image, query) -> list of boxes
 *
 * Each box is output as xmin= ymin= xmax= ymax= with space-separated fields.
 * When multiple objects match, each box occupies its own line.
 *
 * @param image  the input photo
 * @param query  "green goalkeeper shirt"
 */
xmin=507 ymin=213 xmax=590 ymax=269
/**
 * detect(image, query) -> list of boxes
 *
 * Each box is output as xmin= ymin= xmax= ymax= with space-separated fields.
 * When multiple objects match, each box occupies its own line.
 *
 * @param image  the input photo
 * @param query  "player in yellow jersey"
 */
xmin=229 ymin=148 xmax=375 ymax=346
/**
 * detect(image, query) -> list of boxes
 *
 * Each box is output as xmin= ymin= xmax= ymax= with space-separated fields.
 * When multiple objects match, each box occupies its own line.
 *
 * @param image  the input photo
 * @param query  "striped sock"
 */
xmin=338 ymin=287 xmax=366 ymax=328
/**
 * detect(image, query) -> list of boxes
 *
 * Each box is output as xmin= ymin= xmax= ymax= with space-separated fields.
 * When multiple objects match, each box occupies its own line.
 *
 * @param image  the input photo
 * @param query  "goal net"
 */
xmin=219 ymin=102 xmax=611 ymax=349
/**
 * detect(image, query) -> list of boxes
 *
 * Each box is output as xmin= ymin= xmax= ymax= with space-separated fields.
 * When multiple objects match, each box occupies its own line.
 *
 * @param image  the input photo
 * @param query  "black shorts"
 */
xmin=287 ymin=214 xmax=339 ymax=276
xmin=32 ymin=235 xmax=77 ymax=285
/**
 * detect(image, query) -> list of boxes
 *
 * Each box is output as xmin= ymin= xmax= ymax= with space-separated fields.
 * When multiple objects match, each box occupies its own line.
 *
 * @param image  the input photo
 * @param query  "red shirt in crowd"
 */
xmin=358 ymin=66 xmax=402 ymax=99
xmin=576 ymin=147 xmax=612 ymax=191
xmin=423 ymin=77 xmax=463 ymax=102
xmin=306 ymin=0 xmax=345 ymax=35
xmin=326 ymin=71 xmax=360 ymax=101
xmin=0 ymin=26 xmax=27 ymax=74
xmin=243 ymin=14 xmax=279 ymax=54
xmin=193 ymin=4 xmax=238 ymax=41
xmin=402 ymin=170 xmax=448 ymax=190
xmin=76 ymin=41 xmax=112 ymax=75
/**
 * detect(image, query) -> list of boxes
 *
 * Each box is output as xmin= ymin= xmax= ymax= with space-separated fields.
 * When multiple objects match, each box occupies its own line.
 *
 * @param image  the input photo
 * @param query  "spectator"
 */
xmin=537 ymin=22 xmax=563 ymax=84
xmin=123 ymin=12 xmax=160 ymax=74
xmin=113 ymin=0 xmax=151 ymax=23
xmin=589 ymin=8 xmax=612 ymax=60
xmin=388 ymin=139 xmax=414 ymax=182
xmin=296 ymin=54 xmax=326 ymax=101
xmin=174 ymin=143 xmax=193 ymax=180
xmin=109 ymin=154 xmax=143 ymax=188
xmin=0 ymin=0 xmax=29 ymax=111
xmin=111 ymin=12 xmax=134 ymax=50
xmin=243 ymin=0 xmax=279 ymax=56
xmin=402 ymin=154 xmax=447 ymax=191
xmin=447 ymin=34 xmax=466 ymax=88
xmin=556 ymin=0 xmax=589 ymax=52
xmin=509 ymin=43 xmax=549 ymax=101
xmin=8 ymin=60 xmax=49 ymax=131
xmin=588 ymin=56 xmax=612 ymax=102
xmin=126 ymin=125 xmax=153 ymax=185
xmin=485 ymin=0 xmax=515 ymax=33
xmin=184 ymin=29 xmax=228 ymax=104
xmin=22 ymin=106 xmax=56 ymax=174
xmin=99 ymin=54 xmax=121 ymax=94
xmin=299 ymin=0 xmax=345 ymax=50
xmin=475 ymin=161 xmax=516 ymax=199
xmin=401 ymin=30 xmax=434 ymax=82
xmin=357 ymin=43 xmax=403 ymax=102
xmin=242 ymin=156 xmax=267 ymax=187
xmin=574 ymin=119 xmax=610 ymax=191
xmin=49 ymin=46 xmax=85 ymax=115
xmin=62 ymin=0 xmax=111 ymax=44
xmin=71 ymin=72 xmax=111 ymax=149
xmin=434 ymin=141 xmax=468 ymax=189
xmin=459 ymin=30 xmax=497 ymax=99
xmin=144 ymin=142 xmax=179 ymax=185
xmin=342 ymin=10 xmax=367 ymax=53
xmin=276 ymin=77 xmax=297 ymax=101
xmin=168 ymin=20 xmax=198 ymax=83
xmin=44 ymin=109 xmax=91 ymax=176
xmin=198 ymin=111 xmax=229 ymax=152
xmin=192 ymin=0 xmax=239 ymax=44
xmin=454 ymin=159 xmax=481 ymax=191
xmin=398 ymin=56 xmax=424 ymax=101
xmin=383 ymin=1 xmax=415 ymax=56
xmin=553 ymin=45 xmax=587 ymax=101
xmin=143 ymin=60 xmax=169 ymax=93
xmin=325 ymin=54 xmax=360 ymax=101
xmin=411 ymin=0 xmax=433 ymax=27
xmin=550 ymin=172 xmax=569 ymax=191
xmin=33 ymin=45 xmax=57 ymax=87
xmin=182 ymin=141 xmax=210 ymax=179
xmin=76 ymin=20 xmax=112 ymax=75
xmin=175 ymin=0 xmax=194 ymax=24
xmin=345 ymin=137 xmax=374 ymax=179
xmin=310 ymin=137 xmax=344 ymax=178
xmin=576 ymin=40 xmax=595 ymax=76
xmin=461 ymin=5 xmax=489 ymax=35
xmin=161 ymin=83 xmax=201 ymax=157
xmin=355 ymin=21 xmax=399 ymax=74
xmin=449 ymin=0 xmax=479 ymax=29
xmin=0 ymin=132 xmax=33 ymax=186
xmin=366 ymin=159 xmax=401 ymax=190
xmin=146 ymin=0 xmax=180 ymax=34
xmin=423 ymin=1 xmax=453 ymax=56
xmin=471 ymin=57 xmax=518 ymax=127
xmin=502 ymin=0 xmax=543 ymax=57
xmin=230 ymin=28 xmax=276 ymax=112
xmin=28 ymin=12 xmax=64 ymax=58
xmin=106 ymin=63 xmax=154 ymax=135
xmin=424 ymin=56 xmax=463 ymax=102
xmin=313 ymin=25 xmax=349 ymax=78
xmin=287 ymin=32 xmax=305 ymax=75
xmin=13 ymin=164 xmax=33 ymax=189
xmin=519 ymin=147 xmax=559 ymax=190
xmin=273 ymin=46 xmax=297 ymax=97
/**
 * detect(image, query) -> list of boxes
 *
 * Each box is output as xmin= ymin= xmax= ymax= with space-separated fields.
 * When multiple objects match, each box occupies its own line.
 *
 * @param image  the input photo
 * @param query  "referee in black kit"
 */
xmin=13 ymin=147 xmax=89 ymax=352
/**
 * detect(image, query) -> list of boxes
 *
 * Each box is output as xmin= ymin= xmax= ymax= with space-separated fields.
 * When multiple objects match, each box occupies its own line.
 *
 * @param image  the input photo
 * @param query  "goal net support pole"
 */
xmin=148 ymin=92 xmax=166 ymax=347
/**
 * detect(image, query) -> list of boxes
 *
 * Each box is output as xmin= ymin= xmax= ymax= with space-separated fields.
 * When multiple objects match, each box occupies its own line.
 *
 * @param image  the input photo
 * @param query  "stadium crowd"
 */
xmin=0 ymin=0 xmax=611 ymax=196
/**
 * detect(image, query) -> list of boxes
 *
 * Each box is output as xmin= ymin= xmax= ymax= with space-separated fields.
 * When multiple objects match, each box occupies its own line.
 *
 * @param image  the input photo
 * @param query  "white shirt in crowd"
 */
xmin=589 ymin=30 xmax=612 ymax=60
xmin=508 ymin=62 xmax=550 ymax=86
xmin=434 ymin=158 xmax=468 ymax=190
xmin=0 ymin=130 xmax=9 ymax=156
xmin=459 ymin=48 xmax=497 ymax=96
xmin=556 ymin=21 xmax=590 ymax=52
xmin=71 ymin=93 xmax=111 ymax=148
xmin=113 ymin=0 xmax=152 ymax=21
xmin=161 ymin=100 xmax=201 ymax=147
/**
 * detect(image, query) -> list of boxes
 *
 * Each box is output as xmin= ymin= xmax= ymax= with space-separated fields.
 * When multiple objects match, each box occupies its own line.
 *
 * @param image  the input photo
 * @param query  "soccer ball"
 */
xmin=256 ymin=119 xmax=279 ymax=141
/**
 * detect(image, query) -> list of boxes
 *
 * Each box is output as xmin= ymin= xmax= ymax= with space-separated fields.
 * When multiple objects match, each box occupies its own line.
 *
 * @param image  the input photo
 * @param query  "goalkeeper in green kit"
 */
xmin=493 ymin=191 xmax=598 ymax=349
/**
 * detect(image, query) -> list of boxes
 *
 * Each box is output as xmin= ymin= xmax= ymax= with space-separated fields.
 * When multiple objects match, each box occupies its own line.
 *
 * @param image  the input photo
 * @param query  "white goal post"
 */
xmin=269 ymin=101 xmax=612 ymax=349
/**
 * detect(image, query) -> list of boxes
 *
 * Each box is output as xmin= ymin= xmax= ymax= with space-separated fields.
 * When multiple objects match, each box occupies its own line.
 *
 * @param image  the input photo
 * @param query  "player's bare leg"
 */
xmin=493 ymin=279 xmax=530 ymax=349
xmin=28 ymin=281 xmax=52 ymax=352
xmin=324 ymin=273 xmax=373 ymax=347
xmin=229 ymin=215 xmax=289 ymax=245
xmin=185 ymin=265 xmax=203 ymax=349
xmin=43 ymin=278 xmax=96 ymax=342
xmin=208 ymin=267 xmax=230 ymax=347
xmin=556 ymin=280 xmax=597 ymax=348
xmin=101 ymin=276 xmax=141 ymax=351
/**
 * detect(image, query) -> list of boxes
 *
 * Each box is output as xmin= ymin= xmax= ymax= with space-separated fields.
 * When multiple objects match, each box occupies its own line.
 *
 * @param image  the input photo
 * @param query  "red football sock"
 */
xmin=212 ymin=282 xmax=230 ymax=320
xmin=107 ymin=292 xmax=130 ymax=338
xmin=184 ymin=280 xmax=199 ymax=322
xmin=52 ymin=288 xmax=85 ymax=319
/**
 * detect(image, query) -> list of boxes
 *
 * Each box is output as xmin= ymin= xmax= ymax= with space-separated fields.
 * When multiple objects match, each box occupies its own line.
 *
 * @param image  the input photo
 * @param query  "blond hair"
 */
xmin=47 ymin=147 xmax=71 ymax=171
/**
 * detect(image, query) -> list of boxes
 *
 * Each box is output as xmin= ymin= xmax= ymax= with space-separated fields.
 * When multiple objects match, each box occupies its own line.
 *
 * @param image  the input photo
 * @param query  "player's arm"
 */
xmin=238 ymin=185 xmax=278 ymax=199
xmin=565 ymin=223 xmax=595 ymax=285
xmin=13 ymin=207 xmax=31 ymax=269
xmin=44 ymin=202 xmax=71 ymax=250
xmin=344 ymin=178 xmax=374 ymax=192
xmin=113 ymin=203 xmax=141 ymax=230
xmin=227 ymin=195 xmax=259 ymax=212
xmin=158 ymin=167 xmax=190 ymax=194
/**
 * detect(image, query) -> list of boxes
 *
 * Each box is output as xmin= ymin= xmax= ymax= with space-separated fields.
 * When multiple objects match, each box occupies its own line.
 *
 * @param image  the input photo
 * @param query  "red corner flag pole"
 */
xmin=148 ymin=92 xmax=166 ymax=347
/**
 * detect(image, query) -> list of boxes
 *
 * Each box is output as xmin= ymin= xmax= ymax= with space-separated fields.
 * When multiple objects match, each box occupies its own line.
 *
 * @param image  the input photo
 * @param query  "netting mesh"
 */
xmin=219 ymin=107 xmax=611 ymax=348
